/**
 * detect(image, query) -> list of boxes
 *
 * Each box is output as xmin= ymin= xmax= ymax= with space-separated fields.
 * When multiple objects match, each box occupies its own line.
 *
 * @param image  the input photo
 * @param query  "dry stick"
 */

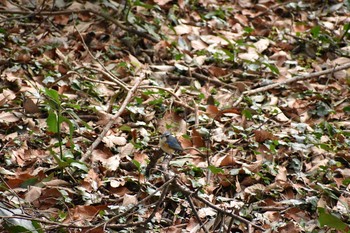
xmin=76 ymin=25 xmax=189 ymax=110
xmin=140 ymin=85 xmax=182 ymax=101
xmin=83 ymin=66 xmax=130 ymax=91
xmin=80 ymin=76 xmax=143 ymax=162
xmin=104 ymin=179 xmax=172 ymax=231
xmin=0 ymin=10 xmax=193 ymax=111
xmin=65 ymin=70 xmax=191 ymax=109
xmin=173 ymin=181 xmax=265 ymax=231
xmin=88 ymin=177 xmax=176 ymax=232
xmin=233 ymin=62 xmax=350 ymax=107
xmin=159 ymin=146 xmax=261 ymax=230
xmin=0 ymin=215 xmax=93 ymax=229
xmin=73 ymin=23 xmax=131 ymax=91
xmin=185 ymin=195 xmax=209 ymax=233
xmin=53 ymin=70 xmax=194 ymax=112
xmin=192 ymin=72 xmax=238 ymax=91
xmin=73 ymin=15 xmax=145 ymax=163
xmin=250 ymin=0 xmax=293 ymax=19
xmin=174 ymin=99 xmax=195 ymax=112
xmin=0 ymin=9 xmax=159 ymax=43
xmin=194 ymin=102 xmax=199 ymax=127
xmin=93 ymin=9 xmax=159 ymax=43
xmin=139 ymin=182 xmax=170 ymax=228
xmin=227 ymin=214 xmax=235 ymax=233
xmin=193 ymin=194 xmax=265 ymax=231
xmin=101 ymin=155 xmax=175 ymax=231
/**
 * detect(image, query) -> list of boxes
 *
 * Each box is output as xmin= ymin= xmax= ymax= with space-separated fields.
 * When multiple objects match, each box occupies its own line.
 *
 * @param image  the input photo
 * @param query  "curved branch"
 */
xmin=80 ymin=74 xmax=144 ymax=162
xmin=0 ymin=9 xmax=159 ymax=43
xmin=233 ymin=62 xmax=350 ymax=107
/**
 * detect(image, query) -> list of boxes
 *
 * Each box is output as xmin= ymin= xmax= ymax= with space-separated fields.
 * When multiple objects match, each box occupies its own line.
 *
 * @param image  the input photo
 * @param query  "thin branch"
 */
xmin=193 ymin=193 xmax=265 ymax=231
xmin=233 ymin=62 xmax=350 ymax=107
xmin=140 ymin=181 xmax=170 ymax=228
xmin=250 ymin=1 xmax=293 ymax=19
xmin=172 ymin=180 xmax=265 ymax=231
xmin=89 ymin=177 xmax=175 ymax=232
xmin=81 ymin=66 xmax=130 ymax=91
xmin=186 ymin=195 xmax=209 ymax=233
xmin=74 ymin=23 xmax=130 ymax=91
xmin=192 ymin=72 xmax=238 ymax=91
xmin=93 ymin=9 xmax=159 ymax=43
xmin=0 ymin=9 xmax=159 ymax=43
xmin=80 ymin=75 xmax=144 ymax=162
xmin=0 ymin=214 xmax=93 ymax=229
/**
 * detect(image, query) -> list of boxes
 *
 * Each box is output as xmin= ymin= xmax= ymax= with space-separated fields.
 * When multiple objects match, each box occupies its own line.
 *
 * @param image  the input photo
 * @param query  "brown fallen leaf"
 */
xmin=23 ymin=97 xmax=40 ymax=114
xmin=254 ymin=130 xmax=277 ymax=143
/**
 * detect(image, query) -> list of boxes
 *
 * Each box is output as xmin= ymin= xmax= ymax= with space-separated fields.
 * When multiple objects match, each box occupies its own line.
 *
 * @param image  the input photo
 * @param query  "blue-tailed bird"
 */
xmin=159 ymin=131 xmax=183 ymax=154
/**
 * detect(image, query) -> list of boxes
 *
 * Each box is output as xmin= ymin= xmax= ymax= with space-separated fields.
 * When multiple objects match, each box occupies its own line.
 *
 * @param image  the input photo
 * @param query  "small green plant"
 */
xmin=44 ymin=88 xmax=87 ymax=174
xmin=318 ymin=207 xmax=348 ymax=232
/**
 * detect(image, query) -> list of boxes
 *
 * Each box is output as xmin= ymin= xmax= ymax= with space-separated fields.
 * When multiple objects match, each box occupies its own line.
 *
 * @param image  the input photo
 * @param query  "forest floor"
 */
xmin=1 ymin=0 xmax=350 ymax=232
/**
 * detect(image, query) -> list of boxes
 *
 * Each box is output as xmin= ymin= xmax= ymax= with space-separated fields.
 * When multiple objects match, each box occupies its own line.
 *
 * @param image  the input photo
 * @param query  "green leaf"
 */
xmin=149 ymin=98 xmax=163 ymax=105
xmin=263 ymin=62 xmax=280 ymax=75
xmin=70 ymin=162 xmax=88 ymax=172
xmin=20 ymin=178 xmax=38 ymax=188
xmin=51 ymin=150 xmax=69 ymax=167
xmin=311 ymin=25 xmax=321 ymax=38
xmin=119 ymin=125 xmax=132 ymax=132
xmin=315 ymin=102 xmax=332 ymax=117
xmin=190 ymin=179 xmax=203 ymax=188
xmin=44 ymin=88 xmax=60 ymax=104
xmin=60 ymin=116 xmax=74 ymax=143
xmin=208 ymin=165 xmax=224 ymax=174
xmin=318 ymin=207 xmax=348 ymax=230
xmin=243 ymin=27 xmax=254 ymax=34
xmin=342 ymin=178 xmax=350 ymax=186
xmin=242 ymin=109 xmax=253 ymax=120
xmin=133 ymin=0 xmax=155 ymax=9
xmin=46 ymin=111 xmax=58 ymax=133
xmin=343 ymin=106 xmax=350 ymax=113
xmin=5 ymin=225 xmax=35 ymax=233
xmin=65 ymin=103 xmax=81 ymax=110
xmin=32 ymin=221 xmax=44 ymax=233
xmin=132 ymin=159 xmax=141 ymax=170
xmin=222 ymin=49 xmax=235 ymax=61
xmin=0 ymin=204 xmax=41 ymax=233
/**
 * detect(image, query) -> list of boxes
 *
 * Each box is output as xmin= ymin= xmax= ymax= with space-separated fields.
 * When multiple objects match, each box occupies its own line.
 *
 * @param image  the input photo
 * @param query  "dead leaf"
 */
xmin=0 ymin=89 xmax=16 ymax=107
xmin=102 ymin=135 xmax=127 ymax=148
xmin=192 ymin=128 xmax=205 ymax=148
xmin=275 ymin=166 xmax=287 ymax=182
xmin=254 ymin=130 xmax=277 ymax=142
xmin=23 ymin=96 xmax=40 ymax=114
xmin=158 ymin=111 xmax=187 ymax=134
xmin=122 ymin=194 xmax=138 ymax=206
xmin=43 ymin=179 xmax=70 ymax=187
xmin=206 ymin=105 xmax=219 ymax=118
xmin=25 ymin=186 xmax=42 ymax=203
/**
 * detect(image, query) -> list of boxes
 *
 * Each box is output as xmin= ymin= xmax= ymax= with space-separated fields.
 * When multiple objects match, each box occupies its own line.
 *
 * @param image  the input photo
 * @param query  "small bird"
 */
xmin=159 ymin=131 xmax=183 ymax=154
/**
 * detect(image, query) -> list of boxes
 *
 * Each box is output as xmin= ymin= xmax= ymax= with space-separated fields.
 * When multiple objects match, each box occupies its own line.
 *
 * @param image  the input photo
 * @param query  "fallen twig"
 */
xmin=91 ymin=177 xmax=176 ymax=231
xmin=233 ymin=62 xmax=350 ymax=107
xmin=193 ymin=193 xmax=265 ymax=231
xmin=0 ymin=9 xmax=159 ymax=43
xmin=192 ymin=72 xmax=238 ymax=91
xmin=171 ymin=178 xmax=265 ymax=231
xmin=80 ymin=75 xmax=144 ymax=162
xmin=74 ymin=22 xmax=131 ymax=91
xmin=186 ymin=195 xmax=209 ymax=233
